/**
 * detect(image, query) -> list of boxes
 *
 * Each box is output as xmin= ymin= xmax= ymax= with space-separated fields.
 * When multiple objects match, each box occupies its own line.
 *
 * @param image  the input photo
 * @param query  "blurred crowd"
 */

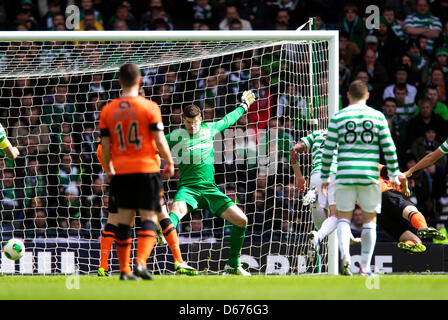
xmin=0 ymin=0 xmax=447 ymax=243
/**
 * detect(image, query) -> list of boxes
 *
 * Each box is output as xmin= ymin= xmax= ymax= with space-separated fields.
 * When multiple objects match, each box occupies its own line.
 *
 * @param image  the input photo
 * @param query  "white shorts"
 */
xmin=310 ymin=172 xmax=336 ymax=210
xmin=334 ymin=183 xmax=381 ymax=213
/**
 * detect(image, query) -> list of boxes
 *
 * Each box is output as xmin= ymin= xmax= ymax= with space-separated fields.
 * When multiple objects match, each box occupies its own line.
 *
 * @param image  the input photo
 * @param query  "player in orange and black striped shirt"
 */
xmin=99 ymin=63 xmax=196 ymax=280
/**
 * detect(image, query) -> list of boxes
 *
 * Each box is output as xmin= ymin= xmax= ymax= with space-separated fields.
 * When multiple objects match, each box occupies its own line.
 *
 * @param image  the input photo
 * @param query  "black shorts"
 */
xmin=110 ymin=172 xmax=163 ymax=212
xmin=377 ymin=190 xmax=415 ymax=240
xmin=107 ymin=185 xmax=118 ymax=214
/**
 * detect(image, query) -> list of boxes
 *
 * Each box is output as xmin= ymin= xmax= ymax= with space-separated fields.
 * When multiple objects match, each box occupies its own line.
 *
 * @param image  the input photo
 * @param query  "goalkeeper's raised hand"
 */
xmin=240 ymin=90 xmax=255 ymax=111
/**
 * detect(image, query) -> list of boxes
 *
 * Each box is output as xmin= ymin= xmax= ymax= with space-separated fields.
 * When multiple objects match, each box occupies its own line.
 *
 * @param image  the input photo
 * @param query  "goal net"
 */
xmin=0 ymin=30 xmax=338 ymax=275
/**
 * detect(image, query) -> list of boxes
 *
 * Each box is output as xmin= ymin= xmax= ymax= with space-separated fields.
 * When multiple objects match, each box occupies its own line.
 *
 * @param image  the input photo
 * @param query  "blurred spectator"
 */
xmin=406 ymin=97 xmax=448 ymax=149
xmin=237 ymin=0 xmax=265 ymax=30
xmin=411 ymin=126 xmax=447 ymax=210
xmin=406 ymin=39 xmax=430 ymax=88
xmin=393 ymin=83 xmax=417 ymax=121
xmin=353 ymin=48 xmax=389 ymax=110
xmin=419 ymin=85 xmax=448 ymax=120
xmin=434 ymin=20 xmax=448 ymax=50
xmin=273 ymin=8 xmax=294 ymax=30
xmin=432 ymin=47 xmax=448 ymax=74
xmin=57 ymin=154 xmax=81 ymax=196
xmin=248 ymin=76 xmax=274 ymax=130
xmin=23 ymin=157 xmax=47 ymax=207
xmin=191 ymin=0 xmax=214 ymax=26
xmin=339 ymin=57 xmax=351 ymax=105
xmin=375 ymin=16 xmax=406 ymax=78
xmin=403 ymin=0 xmax=442 ymax=55
xmin=382 ymin=65 xmax=417 ymax=107
xmin=75 ymin=9 xmax=104 ymax=31
xmin=277 ymin=83 xmax=306 ymax=125
xmin=79 ymin=0 xmax=103 ymax=26
xmin=382 ymin=6 xmax=406 ymax=41
xmin=383 ymin=97 xmax=407 ymax=160
xmin=351 ymin=205 xmax=363 ymax=238
xmin=0 ymin=169 xmax=24 ymax=232
xmin=107 ymin=3 xmax=137 ymax=30
xmin=11 ymin=106 xmax=51 ymax=155
xmin=42 ymin=82 xmax=77 ymax=134
xmin=427 ymin=67 xmax=447 ymax=103
xmin=336 ymin=3 xmax=367 ymax=51
xmin=339 ymin=31 xmax=360 ymax=69
xmin=219 ymin=4 xmax=252 ymax=30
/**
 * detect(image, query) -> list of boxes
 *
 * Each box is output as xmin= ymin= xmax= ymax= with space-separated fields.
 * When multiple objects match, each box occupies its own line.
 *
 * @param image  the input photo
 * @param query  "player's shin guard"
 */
xmin=360 ymin=222 xmax=377 ymax=273
xmin=337 ymin=219 xmax=351 ymax=263
xmin=228 ymin=225 xmax=247 ymax=268
xmin=136 ymin=220 xmax=157 ymax=268
xmin=100 ymin=223 xmax=117 ymax=271
xmin=115 ymin=224 xmax=132 ymax=274
xmin=408 ymin=211 xmax=428 ymax=230
xmin=169 ymin=212 xmax=180 ymax=229
xmin=159 ymin=217 xmax=183 ymax=263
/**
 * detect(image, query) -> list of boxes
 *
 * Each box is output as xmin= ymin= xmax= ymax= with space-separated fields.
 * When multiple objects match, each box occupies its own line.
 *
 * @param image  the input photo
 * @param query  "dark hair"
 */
xmin=183 ymin=104 xmax=201 ymax=118
xmin=383 ymin=97 xmax=397 ymax=105
xmin=119 ymin=63 xmax=140 ymax=87
xmin=393 ymin=83 xmax=407 ymax=93
xmin=418 ymin=96 xmax=433 ymax=107
xmin=348 ymin=80 xmax=368 ymax=100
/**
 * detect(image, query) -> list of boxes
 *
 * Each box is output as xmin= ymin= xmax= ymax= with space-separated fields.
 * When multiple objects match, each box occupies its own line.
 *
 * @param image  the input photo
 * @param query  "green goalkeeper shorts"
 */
xmin=173 ymin=182 xmax=235 ymax=217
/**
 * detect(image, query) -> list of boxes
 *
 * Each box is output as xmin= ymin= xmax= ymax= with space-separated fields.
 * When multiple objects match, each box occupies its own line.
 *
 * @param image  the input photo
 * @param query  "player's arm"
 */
xmin=0 ymin=137 xmax=19 ymax=160
xmin=404 ymin=148 xmax=445 ymax=178
xmin=212 ymin=90 xmax=255 ymax=133
xmin=320 ymin=121 xmax=338 ymax=196
xmin=100 ymin=135 xmax=114 ymax=182
xmin=152 ymin=129 xmax=175 ymax=179
xmin=290 ymin=141 xmax=308 ymax=192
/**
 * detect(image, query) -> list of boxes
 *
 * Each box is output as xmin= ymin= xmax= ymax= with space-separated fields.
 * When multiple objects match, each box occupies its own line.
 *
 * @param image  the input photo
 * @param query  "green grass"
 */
xmin=1 ymin=274 xmax=448 ymax=300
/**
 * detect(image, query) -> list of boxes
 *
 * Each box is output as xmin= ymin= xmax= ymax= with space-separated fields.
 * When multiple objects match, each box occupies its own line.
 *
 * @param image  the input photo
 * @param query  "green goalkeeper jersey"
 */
xmin=166 ymin=106 xmax=245 ymax=186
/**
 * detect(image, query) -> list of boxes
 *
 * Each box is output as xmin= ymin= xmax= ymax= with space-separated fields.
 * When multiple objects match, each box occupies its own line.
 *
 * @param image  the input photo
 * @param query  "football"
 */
xmin=3 ymin=239 xmax=25 ymax=261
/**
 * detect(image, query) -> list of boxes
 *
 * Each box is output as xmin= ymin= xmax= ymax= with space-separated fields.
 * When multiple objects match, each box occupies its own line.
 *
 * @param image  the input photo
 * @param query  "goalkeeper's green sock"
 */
xmin=227 ymin=225 xmax=247 ymax=268
xmin=169 ymin=212 xmax=180 ymax=229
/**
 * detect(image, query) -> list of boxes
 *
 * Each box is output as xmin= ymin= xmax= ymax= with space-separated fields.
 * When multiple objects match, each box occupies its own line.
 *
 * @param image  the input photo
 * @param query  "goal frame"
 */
xmin=0 ymin=29 xmax=339 ymax=275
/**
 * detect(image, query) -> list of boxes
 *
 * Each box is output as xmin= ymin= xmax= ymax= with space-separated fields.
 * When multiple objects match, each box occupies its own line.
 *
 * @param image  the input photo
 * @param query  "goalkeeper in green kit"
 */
xmin=165 ymin=90 xmax=255 ymax=276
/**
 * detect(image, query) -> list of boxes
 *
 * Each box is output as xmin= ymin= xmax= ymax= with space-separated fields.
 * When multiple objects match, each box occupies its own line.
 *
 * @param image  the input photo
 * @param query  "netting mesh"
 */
xmin=0 ymin=38 xmax=331 ymax=275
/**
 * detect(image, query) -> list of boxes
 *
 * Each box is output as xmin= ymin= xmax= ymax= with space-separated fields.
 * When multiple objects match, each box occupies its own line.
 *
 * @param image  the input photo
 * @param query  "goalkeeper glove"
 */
xmin=240 ymin=90 xmax=255 ymax=112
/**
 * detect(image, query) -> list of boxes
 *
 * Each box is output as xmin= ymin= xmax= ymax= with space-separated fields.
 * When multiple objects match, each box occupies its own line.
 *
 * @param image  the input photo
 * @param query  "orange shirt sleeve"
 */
xmin=96 ymin=144 xmax=105 ymax=171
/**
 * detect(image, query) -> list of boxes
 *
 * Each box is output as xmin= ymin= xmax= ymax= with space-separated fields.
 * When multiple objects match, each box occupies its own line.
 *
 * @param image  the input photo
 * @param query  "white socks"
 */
xmin=316 ymin=215 xmax=338 ymax=242
xmin=361 ymin=222 xmax=377 ymax=272
xmin=337 ymin=218 xmax=351 ymax=263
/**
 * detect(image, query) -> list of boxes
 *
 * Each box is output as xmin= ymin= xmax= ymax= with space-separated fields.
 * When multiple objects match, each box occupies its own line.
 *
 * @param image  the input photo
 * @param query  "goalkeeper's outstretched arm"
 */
xmin=212 ymin=90 xmax=255 ymax=133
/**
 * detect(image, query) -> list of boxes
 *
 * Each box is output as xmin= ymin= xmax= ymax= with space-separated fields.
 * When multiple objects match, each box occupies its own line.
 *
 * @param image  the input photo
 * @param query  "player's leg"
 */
xmin=220 ymin=204 xmax=250 ymax=276
xmin=402 ymin=205 xmax=447 ymax=241
xmin=98 ymin=191 xmax=119 ymax=277
xmin=357 ymin=184 xmax=381 ymax=276
xmin=114 ymin=208 xmax=138 ymax=280
xmin=334 ymin=184 xmax=357 ymax=276
xmin=397 ymin=230 xmax=427 ymax=253
xmin=156 ymin=205 xmax=198 ymax=276
xmin=132 ymin=209 xmax=158 ymax=280
xmin=169 ymin=200 xmax=189 ymax=229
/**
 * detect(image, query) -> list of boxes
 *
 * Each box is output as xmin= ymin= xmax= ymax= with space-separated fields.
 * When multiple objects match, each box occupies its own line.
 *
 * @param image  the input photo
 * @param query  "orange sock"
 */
xmin=160 ymin=218 xmax=183 ymax=263
xmin=408 ymin=211 xmax=428 ymax=230
xmin=100 ymin=231 xmax=115 ymax=270
xmin=115 ymin=238 xmax=132 ymax=274
xmin=136 ymin=221 xmax=157 ymax=267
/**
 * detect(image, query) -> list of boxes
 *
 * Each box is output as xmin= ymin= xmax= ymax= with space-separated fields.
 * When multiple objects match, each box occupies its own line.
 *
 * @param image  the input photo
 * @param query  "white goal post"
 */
xmin=0 ymin=30 xmax=339 ymax=275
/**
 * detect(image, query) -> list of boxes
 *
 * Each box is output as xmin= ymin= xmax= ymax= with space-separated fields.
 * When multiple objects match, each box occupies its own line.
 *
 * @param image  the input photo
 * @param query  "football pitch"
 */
xmin=1 ymin=274 xmax=448 ymax=300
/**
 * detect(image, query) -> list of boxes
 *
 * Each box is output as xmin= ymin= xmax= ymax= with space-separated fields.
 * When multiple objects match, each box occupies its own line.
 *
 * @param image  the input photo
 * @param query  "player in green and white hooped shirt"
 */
xmin=321 ymin=80 xmax=400 ymax=276
xmin=0 ymin=123 xmax=19 ymax=160
xmin=290 ymin=130 xmax=347 ymax=259
xmin=165 ymin=91 xmax=255 ymax=276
